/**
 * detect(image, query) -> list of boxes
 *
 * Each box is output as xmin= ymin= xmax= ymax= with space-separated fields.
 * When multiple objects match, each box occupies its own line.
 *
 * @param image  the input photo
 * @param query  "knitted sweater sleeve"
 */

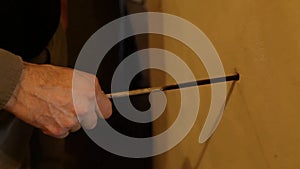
xmin=0 ymin=49 xmax=23 ymax=110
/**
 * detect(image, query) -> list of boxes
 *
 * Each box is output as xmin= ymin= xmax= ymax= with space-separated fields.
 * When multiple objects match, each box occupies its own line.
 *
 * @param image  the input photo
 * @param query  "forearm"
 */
xmin=0 ymin=49 xmax=23 ymax=110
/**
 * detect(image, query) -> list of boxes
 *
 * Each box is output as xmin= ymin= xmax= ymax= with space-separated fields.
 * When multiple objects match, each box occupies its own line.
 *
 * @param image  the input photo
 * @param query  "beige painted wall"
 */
xmin=146 ymin=0 xmax=300 ymax=169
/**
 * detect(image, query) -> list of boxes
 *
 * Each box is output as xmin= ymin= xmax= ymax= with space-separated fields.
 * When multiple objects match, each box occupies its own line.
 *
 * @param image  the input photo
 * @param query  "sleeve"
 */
xmin=0 ymin=49 xmax=23 ymax=110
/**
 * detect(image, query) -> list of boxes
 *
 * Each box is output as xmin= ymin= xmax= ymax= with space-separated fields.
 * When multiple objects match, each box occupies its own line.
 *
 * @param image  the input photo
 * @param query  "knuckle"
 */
xmin=64 ymin=119 xmax=77 ymax=128
xmin=48 ymin=127 xmax=66 ymax=137
xmin=82 ymin=120 xmax=97 ymax=130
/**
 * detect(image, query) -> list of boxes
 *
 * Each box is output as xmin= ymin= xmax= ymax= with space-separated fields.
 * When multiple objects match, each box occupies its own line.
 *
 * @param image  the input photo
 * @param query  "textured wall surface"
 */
xmin=147 ymin=1 xmax=300 ymax=169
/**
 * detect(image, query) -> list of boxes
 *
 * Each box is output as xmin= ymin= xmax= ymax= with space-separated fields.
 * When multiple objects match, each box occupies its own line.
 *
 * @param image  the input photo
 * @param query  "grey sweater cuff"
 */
xmin=0 ymin=49 xmax=24 ymax=110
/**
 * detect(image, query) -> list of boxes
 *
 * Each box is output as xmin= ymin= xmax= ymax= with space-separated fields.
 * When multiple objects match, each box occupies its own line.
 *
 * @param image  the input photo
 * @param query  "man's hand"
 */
xmin=4 ymin=62 xmax=112 ymax=138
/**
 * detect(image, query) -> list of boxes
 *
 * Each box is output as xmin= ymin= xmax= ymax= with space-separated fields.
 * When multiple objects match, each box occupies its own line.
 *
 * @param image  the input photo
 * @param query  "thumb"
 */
xmin=95 ymin=85 xmax=112 ymax=119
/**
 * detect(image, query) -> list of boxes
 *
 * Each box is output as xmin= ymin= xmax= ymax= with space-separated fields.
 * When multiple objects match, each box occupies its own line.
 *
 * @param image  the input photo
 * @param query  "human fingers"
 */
xmin=55 ymin=132 xmax=70 ymax=139
xmin=95 ymin=83 xmax=112 ymax=119
xmin=42 ymin=128 xmax=70 ymax=139
xmin=79 ymin=111 xmax=98 ymax=130
xmin=69 ymin=123 xmax=81 ymax=132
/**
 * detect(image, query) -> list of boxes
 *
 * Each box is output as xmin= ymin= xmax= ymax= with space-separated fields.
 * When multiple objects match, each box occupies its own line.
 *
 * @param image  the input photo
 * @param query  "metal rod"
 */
xmin=106 ymin=73 xmax=240 ymax=98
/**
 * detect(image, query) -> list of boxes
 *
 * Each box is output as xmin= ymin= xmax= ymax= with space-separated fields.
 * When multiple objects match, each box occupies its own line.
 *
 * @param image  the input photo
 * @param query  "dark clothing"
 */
xmin=0 ymin=1 xmax=63 ymax=168
xmin=0 ymin=0 xmax=61 ymax=60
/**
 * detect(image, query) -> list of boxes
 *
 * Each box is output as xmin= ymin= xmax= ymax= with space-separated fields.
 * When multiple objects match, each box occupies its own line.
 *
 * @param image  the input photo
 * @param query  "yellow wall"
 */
xmin=147 ymin=0 xmax=300 ymax=169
